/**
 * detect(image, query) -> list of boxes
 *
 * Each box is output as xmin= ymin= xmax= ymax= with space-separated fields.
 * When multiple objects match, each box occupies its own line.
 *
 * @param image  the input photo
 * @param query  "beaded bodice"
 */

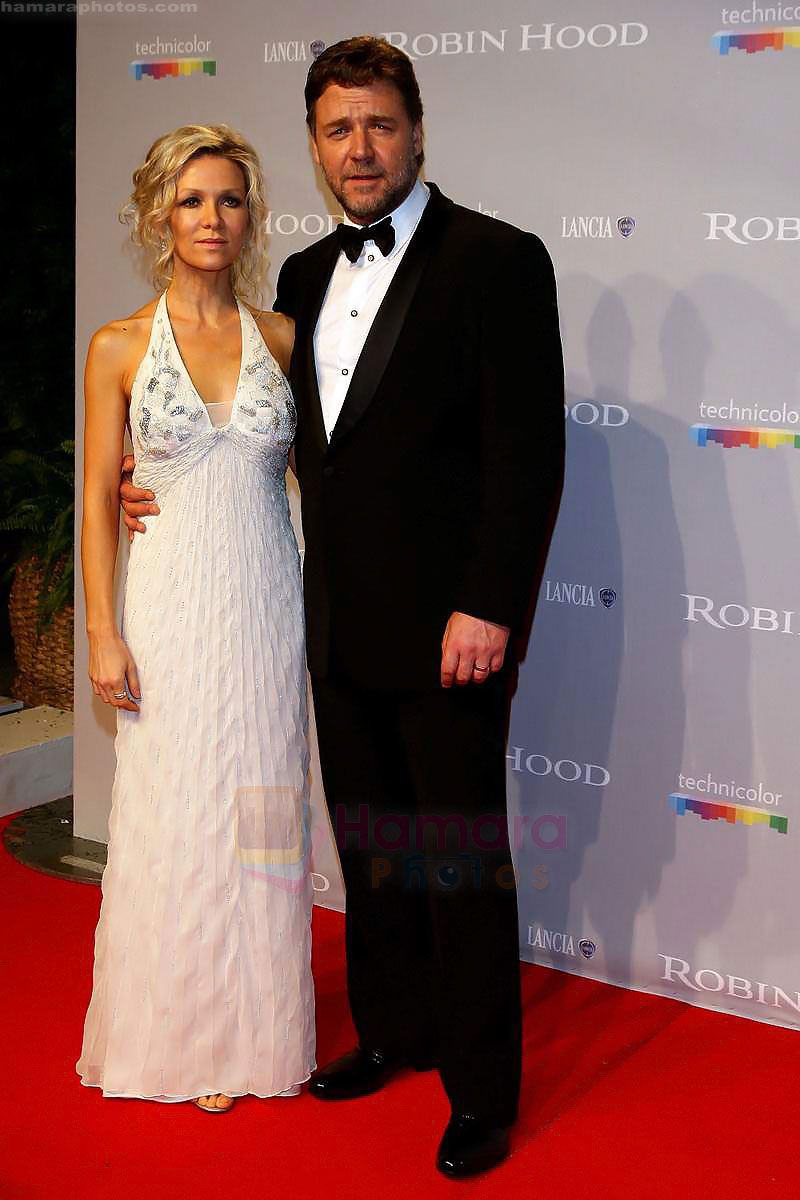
xmin=128 ymin=291 xmax=296 ymax=490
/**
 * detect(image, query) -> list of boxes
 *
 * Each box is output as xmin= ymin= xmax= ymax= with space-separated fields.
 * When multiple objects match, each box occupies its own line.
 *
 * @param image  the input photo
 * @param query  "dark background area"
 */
xmin=0 ymin=13 xmax=76 ymax=695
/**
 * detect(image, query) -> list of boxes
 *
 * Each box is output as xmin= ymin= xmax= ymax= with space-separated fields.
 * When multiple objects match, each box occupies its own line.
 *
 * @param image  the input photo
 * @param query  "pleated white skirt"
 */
xmin=76 ymin=437 xmax=316 ymax=1101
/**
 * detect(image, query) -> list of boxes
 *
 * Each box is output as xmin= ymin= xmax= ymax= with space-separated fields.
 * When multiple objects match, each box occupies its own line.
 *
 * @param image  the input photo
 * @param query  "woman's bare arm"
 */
xmin=82 ymin=326 xmax=141 ymax=710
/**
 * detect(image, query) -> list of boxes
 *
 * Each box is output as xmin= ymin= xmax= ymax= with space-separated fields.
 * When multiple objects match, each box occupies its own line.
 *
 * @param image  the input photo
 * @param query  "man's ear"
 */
xmin=310 ymin=131 xmax=321 ymax=166
xmin=412 ymin=122 xmax=423 ymax=158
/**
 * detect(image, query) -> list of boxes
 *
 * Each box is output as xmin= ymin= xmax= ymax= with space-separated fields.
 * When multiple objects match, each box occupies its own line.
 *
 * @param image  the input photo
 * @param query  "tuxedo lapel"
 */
xmin=327 ymin=185 xmax=451 ymax=453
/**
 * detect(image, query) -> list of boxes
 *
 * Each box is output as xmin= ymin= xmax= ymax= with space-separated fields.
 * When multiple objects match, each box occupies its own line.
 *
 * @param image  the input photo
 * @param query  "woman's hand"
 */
xmin=88 ymin=630 xmax=142 ymax=711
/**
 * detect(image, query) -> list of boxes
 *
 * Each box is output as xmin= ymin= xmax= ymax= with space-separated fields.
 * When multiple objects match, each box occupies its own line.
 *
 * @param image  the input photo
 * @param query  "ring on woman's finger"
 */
xmin=113 ymin=690 xmax=127 ymax=700
xmin=473 ymin=664 xmax=490 ymax=673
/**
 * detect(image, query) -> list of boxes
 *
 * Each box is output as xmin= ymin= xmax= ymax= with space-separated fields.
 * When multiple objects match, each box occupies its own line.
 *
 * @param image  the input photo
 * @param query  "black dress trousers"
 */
xmin=311 ymin=662 xmax=522 ymax=1127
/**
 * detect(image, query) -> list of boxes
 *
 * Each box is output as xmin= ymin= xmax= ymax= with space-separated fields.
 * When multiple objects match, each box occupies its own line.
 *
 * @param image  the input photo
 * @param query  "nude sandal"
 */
xmin=193 ymin=1094 xmax=236 ymax=1113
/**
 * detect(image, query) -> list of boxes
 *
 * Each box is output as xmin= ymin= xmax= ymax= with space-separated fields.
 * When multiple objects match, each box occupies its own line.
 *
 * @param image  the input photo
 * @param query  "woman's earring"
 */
xmin=160 ymin=238 xmax=167 ymax=250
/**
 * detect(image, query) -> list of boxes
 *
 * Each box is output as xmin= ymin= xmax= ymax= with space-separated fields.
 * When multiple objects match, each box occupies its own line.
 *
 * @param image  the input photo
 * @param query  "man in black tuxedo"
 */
xmin=275 ymin=37 xmax=564 ymax=1178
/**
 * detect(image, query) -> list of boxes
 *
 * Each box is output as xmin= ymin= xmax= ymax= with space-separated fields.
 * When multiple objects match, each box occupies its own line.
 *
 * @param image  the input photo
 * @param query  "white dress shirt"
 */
xmin=314 ymin=178 xmax=430 ymax=440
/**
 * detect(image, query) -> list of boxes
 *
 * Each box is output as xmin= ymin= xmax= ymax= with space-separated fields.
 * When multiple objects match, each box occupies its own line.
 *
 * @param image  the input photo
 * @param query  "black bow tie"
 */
xmin=336 ymin=216 xmax=396 ymax=264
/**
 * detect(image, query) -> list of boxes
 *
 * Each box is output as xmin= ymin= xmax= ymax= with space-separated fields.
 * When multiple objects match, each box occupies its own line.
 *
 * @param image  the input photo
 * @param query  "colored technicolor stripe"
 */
xmin=129 ymin=59 xmax=217 ymax=80
xmin=691 ymin=424 xmax=800 ymax=449
xmin=669 ymin=793 xmax=788 ymax=834
xmin=713 ymin=27 xmax=800 ymax=53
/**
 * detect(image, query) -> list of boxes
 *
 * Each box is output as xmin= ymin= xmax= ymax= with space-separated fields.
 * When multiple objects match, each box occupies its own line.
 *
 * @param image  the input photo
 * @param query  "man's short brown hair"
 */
xmin=305 ymin=36 xmax=424 ymax=165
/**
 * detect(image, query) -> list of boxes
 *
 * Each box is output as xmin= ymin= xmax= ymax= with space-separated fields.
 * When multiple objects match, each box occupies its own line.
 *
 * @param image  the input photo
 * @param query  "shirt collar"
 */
xmin=341 ymin=177 xmax=430 ymax=257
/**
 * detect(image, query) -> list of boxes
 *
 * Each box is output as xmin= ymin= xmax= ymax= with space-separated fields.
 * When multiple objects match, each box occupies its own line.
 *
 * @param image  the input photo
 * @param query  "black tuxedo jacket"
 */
xmin=275 ymin=182 xmax=564 ymax=691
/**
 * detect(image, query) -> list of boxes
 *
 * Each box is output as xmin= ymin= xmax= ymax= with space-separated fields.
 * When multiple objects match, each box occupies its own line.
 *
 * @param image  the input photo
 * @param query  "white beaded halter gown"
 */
xmin=76 ymin=291 xmax=316 ymax=1101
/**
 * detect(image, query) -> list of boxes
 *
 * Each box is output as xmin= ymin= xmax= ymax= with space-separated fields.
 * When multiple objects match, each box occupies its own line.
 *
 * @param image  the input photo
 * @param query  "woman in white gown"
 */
xmin=77 ymin=124 xmax=316 ymax=1112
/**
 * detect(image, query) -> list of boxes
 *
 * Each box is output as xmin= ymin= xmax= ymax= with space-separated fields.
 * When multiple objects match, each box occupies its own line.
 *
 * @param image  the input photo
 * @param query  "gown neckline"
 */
xmin=161 ymin=290 xmax=246 ymax=432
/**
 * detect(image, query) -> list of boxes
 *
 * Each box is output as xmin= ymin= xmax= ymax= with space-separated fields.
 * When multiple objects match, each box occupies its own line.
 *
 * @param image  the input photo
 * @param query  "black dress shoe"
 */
xmin=309 ymin=1047 xmax=407 ymax=1100
xmin=436 ymin=1113 xmax=512 ymax=1178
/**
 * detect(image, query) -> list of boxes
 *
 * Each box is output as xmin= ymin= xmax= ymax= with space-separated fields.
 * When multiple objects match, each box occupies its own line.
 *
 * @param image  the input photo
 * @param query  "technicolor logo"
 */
xmin=129 ymin=59 xmax=216 ymax=81
xmin=691 ymin=424 xmax=800 ymax=449
xmin=669 ymin=793 xmax=788 ymax=834
xmin=713 ymin=27 xmax=800 ymax=53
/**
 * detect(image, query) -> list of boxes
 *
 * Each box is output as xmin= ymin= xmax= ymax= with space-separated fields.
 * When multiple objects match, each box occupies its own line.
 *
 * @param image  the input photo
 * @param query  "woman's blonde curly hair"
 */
xmin=120 ymin=123 xmax=268 ymax=306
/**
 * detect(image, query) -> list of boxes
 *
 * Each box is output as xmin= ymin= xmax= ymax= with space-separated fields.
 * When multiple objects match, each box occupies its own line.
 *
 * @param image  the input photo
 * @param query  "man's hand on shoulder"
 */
xmin=441 ymin=612 xmax=510 ymax=688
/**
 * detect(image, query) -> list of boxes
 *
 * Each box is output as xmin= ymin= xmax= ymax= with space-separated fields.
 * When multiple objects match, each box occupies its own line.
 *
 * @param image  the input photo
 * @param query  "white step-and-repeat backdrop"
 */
xmin=75 ymin=0 xmax=800 ymax=1029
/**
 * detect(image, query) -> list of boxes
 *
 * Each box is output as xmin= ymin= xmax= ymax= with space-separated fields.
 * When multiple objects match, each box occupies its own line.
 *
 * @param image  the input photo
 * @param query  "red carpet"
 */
xmin=2 ymin=808 xmax=797 ymax=1199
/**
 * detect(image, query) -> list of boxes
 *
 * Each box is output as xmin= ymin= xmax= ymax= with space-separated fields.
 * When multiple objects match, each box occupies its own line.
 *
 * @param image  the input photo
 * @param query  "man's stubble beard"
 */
xmin=325 ymin=150 xmax=420 ymax=225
